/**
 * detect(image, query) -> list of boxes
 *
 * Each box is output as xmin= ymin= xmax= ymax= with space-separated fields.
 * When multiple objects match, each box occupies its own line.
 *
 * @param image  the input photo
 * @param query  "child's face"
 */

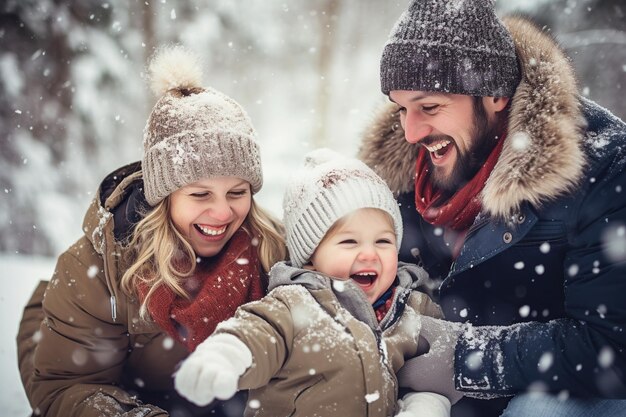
xmin=310 ymin=208 xmax=398 ymax=303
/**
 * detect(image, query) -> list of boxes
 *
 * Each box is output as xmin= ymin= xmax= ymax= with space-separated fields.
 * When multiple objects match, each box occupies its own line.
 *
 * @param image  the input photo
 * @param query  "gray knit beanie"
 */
xmin=142 ymin=46 xmax=262 ymax=206
xmin=283 ymin=148 xmax=403 ymax=268
xmin=380 ymin=0 xmax=521 ymax=97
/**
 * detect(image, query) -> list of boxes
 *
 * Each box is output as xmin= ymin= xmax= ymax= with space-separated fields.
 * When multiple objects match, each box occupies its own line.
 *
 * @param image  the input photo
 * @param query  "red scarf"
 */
xmin=373 ymin=286 xmax=396 ymax=322
xmin=138 ymin=228 xmax=266 ymax=351
xmin=414 ymin=135 xmax=505 ymax=253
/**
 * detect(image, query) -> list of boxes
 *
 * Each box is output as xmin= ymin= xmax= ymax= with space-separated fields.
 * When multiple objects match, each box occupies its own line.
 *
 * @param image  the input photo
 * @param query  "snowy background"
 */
xmin=1 ymin=0 xmax=624 ymax=415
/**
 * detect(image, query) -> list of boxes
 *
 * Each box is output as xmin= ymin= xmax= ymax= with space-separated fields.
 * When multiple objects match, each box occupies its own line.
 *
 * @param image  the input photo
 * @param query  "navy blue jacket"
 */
xmin=360 ymin=17 xmax=626 ymax=402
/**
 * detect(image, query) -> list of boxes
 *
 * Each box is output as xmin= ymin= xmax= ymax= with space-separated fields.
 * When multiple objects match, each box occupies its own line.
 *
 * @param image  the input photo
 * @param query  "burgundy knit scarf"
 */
xmin=138 ymin=228 xmax=266 ymax=351
xmin=414 ymin=135 xmax=505 ymax=254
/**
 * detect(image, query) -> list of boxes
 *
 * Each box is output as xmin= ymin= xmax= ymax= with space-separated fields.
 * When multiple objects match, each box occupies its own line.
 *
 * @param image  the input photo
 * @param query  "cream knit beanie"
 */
xmin=142 ymin=45 xmax=262 ymax=206
xmin=283 ymin=148 xmax=403 ymax=268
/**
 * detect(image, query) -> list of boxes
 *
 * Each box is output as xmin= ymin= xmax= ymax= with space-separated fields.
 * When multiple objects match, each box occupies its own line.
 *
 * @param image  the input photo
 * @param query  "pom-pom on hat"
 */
xmin=142 ymin=45 xmax=262 ymax=206
xmin=283 ymin=148 xmax=403 ymax=268
xmin=380 ymin=0 xmax=521 ymax=97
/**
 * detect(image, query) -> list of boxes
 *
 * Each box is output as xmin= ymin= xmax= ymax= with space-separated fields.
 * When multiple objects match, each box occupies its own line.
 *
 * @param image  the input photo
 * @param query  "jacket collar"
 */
xmin=359 ymin=16 xmax=586 ymax=220
xmin=267 ymin=261 xmax=426 ymax=329
xmin=81 ymin=162 xmax=154 ymax=329
xmin=82 ymin=161 xmax=143 ymax=256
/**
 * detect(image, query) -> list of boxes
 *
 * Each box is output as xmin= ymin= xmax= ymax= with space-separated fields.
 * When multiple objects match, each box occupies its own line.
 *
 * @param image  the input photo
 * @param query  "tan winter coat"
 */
xmin=17 ymin=163 xmax=208 ymax=417
xmin=214 ymin=261 xmax=443 ymax=417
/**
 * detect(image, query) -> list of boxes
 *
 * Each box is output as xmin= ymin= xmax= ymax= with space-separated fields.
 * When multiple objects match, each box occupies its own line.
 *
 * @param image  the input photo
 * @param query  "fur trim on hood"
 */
xmin=359 ymin=16 xmax=587 ymax=220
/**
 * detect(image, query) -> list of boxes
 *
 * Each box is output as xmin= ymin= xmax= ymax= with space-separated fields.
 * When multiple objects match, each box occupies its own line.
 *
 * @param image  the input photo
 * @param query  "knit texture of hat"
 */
xmin=380 ymin=0 xmax=521 ymax=97
xmin=283 ymin=148 xmax=403 ymax=268
xmin=142 ymin=46 xmax=262 ymax=206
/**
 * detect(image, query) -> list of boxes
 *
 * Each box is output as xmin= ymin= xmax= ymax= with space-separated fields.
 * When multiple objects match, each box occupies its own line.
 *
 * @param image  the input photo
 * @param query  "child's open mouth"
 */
xmin=350 ymin=271 xmax=377 ymax=287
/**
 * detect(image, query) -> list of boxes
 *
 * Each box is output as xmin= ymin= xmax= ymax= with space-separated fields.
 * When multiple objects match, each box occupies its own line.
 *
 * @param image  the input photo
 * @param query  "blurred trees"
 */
xmin=0 ymin=0 xmax=623 ymax=256
xmin=499 ymin=0 xmax=625 ymax=119
xmin=0 ymin=0 xmax=404 ymax=255
xmin=0 ymin=0 xmax=146 ymax=254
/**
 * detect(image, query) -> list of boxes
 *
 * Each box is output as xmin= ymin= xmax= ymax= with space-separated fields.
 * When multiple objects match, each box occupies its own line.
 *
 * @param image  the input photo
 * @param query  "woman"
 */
xmin=16 ymin=46 xmax=286 ymax=417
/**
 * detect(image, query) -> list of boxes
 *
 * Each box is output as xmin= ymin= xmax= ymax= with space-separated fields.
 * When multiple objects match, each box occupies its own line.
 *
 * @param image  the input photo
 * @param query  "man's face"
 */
xmin=389 ymin=91 xmax=506 ymax=194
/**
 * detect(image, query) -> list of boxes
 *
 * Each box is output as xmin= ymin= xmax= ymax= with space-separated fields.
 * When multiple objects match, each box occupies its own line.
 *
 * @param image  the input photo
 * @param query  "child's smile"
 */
xmin=310 ymin=208 xmax=398 ymax=303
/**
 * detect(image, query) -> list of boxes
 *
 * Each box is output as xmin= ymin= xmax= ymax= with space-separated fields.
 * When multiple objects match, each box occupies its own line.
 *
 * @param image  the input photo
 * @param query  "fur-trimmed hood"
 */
xmin=359 ymin=16 xmax=587 ymax=219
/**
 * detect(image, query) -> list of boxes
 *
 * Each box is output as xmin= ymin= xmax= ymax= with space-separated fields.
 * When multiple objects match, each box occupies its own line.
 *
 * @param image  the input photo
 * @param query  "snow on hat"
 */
xmin=142 ymin=45 xmax=262 ymax=206
xmin=283 ymin=148 xmax=403 ymax=268
xmin=380 ymin=0 xmax=521 ymax=97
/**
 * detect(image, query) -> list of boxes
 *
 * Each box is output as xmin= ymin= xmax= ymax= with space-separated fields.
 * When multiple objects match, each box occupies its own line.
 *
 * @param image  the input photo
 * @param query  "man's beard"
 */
xmin=428 ymin=98 xmax=500 ymax=199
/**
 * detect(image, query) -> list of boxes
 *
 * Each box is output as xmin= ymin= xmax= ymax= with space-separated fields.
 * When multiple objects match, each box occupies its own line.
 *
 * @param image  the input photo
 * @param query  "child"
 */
xmin=175 ymin=149 xmax=452 ymax=417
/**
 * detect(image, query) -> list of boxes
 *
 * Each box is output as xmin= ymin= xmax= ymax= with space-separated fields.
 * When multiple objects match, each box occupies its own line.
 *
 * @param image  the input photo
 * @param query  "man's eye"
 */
xmin=422 ymin=105 xmax=439 ymax=114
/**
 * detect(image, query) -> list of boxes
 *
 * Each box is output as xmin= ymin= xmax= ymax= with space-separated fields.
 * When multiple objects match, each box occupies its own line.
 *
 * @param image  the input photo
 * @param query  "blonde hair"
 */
xmin=121 ymin=197 xmax=286 ymax=319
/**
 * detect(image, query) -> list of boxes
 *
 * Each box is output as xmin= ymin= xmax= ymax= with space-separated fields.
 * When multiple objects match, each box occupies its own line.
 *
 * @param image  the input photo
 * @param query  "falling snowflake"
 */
xmin=364 ymin=391 xmax=380 ymax=403
xmin=538 ymin=352 xmax=554 ymax=373
xmin=162 ymin=336 xmax=174 ymax=350
xmin=598 ymin=346 xmax=615 ymax=368
xmin=72 ymin=348 xmax=88 ymax=366
xmin=332 ymin=280 xmax=346 ymax=292
xmin=539 ymin=242 xmax=551 ymax=254
xmin=236 ymin=257 xmax=249 ymax=265
xmin=87 ymin=265 xmax=99 ymax=278
xmin=466 ymin=351 xmax=484 ymax=371
xmin=510 ymin=131 xmax=531 ymax=151
xmin=602 ymin=223 xmax=626 ymax=262
xmin=519 ymin=305 xmax=530 ymax=318
xmin=32 ymin=330 xmax=42 ymax=343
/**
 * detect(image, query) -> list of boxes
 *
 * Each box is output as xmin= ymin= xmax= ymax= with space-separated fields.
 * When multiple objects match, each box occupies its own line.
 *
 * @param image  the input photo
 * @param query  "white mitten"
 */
xmin=174 ymin=333 xmax=252 ymax=406
xmin=396 ymin=392 xmax=451 ymax=417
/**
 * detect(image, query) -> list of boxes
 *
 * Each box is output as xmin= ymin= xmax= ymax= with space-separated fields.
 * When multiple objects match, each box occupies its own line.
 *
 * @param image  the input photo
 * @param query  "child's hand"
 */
xmin=396 ymin=392 xmax=451 ymax=417
xmin=174 ymin=333 xmax=252 ymax=406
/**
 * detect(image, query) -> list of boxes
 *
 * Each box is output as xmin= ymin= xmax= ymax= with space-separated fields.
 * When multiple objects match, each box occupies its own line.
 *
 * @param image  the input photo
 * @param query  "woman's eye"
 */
xmin=228 ymin=190 xmax=248 ymax=197
xmin=190 ymin=192 xmax=209 ymax=198
xmin=422 ymin=105 xmax=439 ymax=114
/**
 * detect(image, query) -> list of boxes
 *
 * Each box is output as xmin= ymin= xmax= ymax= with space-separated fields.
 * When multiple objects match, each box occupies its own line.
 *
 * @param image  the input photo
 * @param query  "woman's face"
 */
xmin=169 ymin=177 xmax=252 ymax=257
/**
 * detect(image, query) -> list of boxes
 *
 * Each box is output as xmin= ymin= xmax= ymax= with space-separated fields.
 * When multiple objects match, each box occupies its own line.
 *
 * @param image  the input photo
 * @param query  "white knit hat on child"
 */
xmin=283 ymin=148 xmax=403 ymax=268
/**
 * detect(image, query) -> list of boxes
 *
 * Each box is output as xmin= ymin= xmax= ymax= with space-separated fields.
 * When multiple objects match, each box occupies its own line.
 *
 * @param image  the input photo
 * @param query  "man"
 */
xmin=359 ymin=0 xmax=626 ymax=416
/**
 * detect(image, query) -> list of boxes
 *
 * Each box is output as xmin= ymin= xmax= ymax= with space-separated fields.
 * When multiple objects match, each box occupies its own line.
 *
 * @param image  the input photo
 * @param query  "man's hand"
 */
xmin=174 ymin=333 xmax=252 ymax=406
xmin=398 ymin=315 xmax=467 ymax=404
